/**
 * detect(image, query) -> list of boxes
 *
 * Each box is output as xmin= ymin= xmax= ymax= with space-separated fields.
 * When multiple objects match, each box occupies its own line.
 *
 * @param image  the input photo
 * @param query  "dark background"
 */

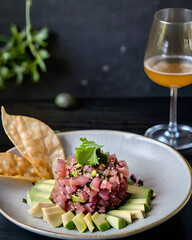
xmin=0 ymin=0 xmax=192 ymax=101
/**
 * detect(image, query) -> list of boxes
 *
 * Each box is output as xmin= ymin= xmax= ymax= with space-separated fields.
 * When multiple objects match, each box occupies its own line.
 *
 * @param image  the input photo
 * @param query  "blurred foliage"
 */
xmin=0 ymin=0 xmax=50 ymax=89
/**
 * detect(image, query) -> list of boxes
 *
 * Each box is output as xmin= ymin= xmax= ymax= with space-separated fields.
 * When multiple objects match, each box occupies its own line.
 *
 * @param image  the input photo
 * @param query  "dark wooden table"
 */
xmin=0 ymin=98 xmax=191 ymax=240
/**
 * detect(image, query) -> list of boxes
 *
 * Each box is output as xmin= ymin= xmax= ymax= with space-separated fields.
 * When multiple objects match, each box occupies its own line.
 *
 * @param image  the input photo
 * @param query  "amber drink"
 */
xmin=144 ymin=8 xmax=192 ymax=150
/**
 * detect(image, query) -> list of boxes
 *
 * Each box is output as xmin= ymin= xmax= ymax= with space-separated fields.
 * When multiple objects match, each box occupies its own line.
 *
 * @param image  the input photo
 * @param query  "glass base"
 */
xmin=145 ymin=124 xmax=192 ymax=150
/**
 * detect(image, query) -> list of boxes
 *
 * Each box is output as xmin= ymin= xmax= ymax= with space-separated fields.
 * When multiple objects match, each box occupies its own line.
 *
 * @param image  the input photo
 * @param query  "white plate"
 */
xmin=0 ymin=130 xmax=191 ymax=239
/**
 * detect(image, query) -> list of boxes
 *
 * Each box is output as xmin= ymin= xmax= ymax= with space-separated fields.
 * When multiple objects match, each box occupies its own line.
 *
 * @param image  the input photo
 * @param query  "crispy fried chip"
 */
xmin=1 ymin=106 xmax=65 ymax=179
xmin=0 ymin=152 xmax=41 ymax=182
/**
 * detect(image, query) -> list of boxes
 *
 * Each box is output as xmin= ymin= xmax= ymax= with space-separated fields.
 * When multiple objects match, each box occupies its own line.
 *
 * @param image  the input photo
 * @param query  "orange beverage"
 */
xmin=144 ymin=56 xmax=192 ymax=88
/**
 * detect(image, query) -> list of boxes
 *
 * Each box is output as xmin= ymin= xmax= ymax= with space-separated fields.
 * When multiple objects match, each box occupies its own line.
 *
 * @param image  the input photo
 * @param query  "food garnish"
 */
xmin=75 ymin=138 xmax=108 ymax=166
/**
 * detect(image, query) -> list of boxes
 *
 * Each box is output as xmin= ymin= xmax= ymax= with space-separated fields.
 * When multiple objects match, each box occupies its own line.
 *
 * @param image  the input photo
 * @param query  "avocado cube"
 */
xmin=27 ymin=190 xmax=53 ymax=207
xmin=31 ymin=179 xmax=55 ymax=195
xmin=71 ymin=195 xmax=80 ymax=203
xmin=126 ymin=199 xmax=151 ymax=212
xmin=127 ymin=185 xmax=153 ymax=198
xmin=126 ymin=198 xmax=150 ymax=206
xmin=71 ymin=195 xmax=85 ymax=203
xmin=105 ymin=214 xmax=126 ymax=229
xmin=129 ymin=194 xmax=151 ymax=204
xmin=32 ymin=183 xmax=54 ymax=193
xmin=43 ymin=211 xmax=65 ymax=227
xmin=84 ymin=213 xmax=95 ymax=232
xmin=91 ymin=212 xmax=110 ymax=232
xmin=129 ymin=209 xmax=145 ymax=219
xmin=119 ymin=203 xmax=146 ymax=212
xmin=34 ymin=179 xmax=55 ymax=185
xmin=42 ymin=205 xmax=65 ymax=222
xmin=62 ymin=211 xmax=75 ymax=230
xmin=72 ymin=213 xmax=87 ymax=233
xmin=28 ymin=202 xmax=55 ymax=218
xmin=107 ymin=210 xmax=132 ymax=224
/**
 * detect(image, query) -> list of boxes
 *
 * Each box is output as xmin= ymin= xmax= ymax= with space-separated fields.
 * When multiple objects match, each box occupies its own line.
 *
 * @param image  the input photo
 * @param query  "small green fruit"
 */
xmin=55 ymin=93 xmax=76 ymax=109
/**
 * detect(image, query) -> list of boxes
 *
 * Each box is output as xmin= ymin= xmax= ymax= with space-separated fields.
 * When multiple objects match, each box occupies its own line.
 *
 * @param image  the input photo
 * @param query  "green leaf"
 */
xmin=16 ymin=72 xmax=23 ymax=85
xmin=31 ymin=66 xmax=40 ymax=82
xmin=33 ymin=27 xmax=49 ymax=42
xmin=0 ymin=0 xmax=50 ymax=90
xmin=0 ymin=66 xmax=9 ymax=77
xmin=75 ymin=138 xmax=107 ymax=166
xmin=10 ymin=24 xmax=21 ymax=42
xmin=38 ymin=49 xmax=50 ymax=59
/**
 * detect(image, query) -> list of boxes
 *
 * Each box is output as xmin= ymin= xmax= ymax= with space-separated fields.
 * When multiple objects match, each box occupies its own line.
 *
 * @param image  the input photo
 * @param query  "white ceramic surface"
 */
xmin=0 ymin=130 xmax=191 ymax=239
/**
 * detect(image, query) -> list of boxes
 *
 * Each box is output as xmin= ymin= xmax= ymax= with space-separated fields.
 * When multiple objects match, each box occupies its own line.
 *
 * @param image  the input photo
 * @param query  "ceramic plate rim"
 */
xmin=0 ymin=129 xmax=192 ymax=239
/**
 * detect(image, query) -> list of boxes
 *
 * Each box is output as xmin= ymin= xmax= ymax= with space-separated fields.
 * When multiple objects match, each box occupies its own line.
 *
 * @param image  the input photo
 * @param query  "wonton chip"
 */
xmin=1 ymin=106 xmax=65 ymax=179
xmin=0 ymin=152 xmax=41 ymax=182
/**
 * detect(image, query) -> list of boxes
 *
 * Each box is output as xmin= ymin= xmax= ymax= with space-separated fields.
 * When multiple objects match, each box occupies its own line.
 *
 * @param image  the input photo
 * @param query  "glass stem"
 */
xmin=168 ymin=88 xmax=179 ymax=138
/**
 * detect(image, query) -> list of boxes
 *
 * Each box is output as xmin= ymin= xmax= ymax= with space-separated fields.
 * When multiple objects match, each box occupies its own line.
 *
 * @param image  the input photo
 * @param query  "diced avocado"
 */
xmin=126 ymin=199 xmax=151 ymax=212
xmin=27 ymin=191 xmax=53 ymax=207
xmin=91 ymin=170 xmax=97 ymax=177
xmin=42 ymin=205 xmax=65 ymax=224
xmin=32 ymin=183 xmax=54 ymax=193
xmin=84 ymin=213 xmax=95 ymax=232
xmin=119 ymin=203 xmax=146 ymax=212
xmin=42 ymin=205 xmax=65 ymax=222
xmin=127 ymin=185 xmax=153 ymax=198
xmin=33 ymin=179 xmax=55 ymax=186
xmin=129 ymin=194 xmax=151 ymax=204
xmin=72 ymin=213 xmax=87 ymax=233
xmin=129 ymin=209 xmax=145 ymax=219
xmin=42 ymin=205 xmax=64 ymax=214
xmin=105 ymin=214 xmax=126 ymax=230
xmin=91 ymin=212 xmax=110 ymax=232
xmin=71 ymin=195 xmax=85 ymax=203
xmin=27 ymin=179 xmax=55 ymax=207
xmin=31 ymin=179 xmax=54 ymax=194
xmin=43 ymin=211 xmax=65 ymax=227
xmin=27 ymin=190 xmax=51 ymax=199
xmin=71 ymin=195 xmax=80 ymax=203
xmin=126 ymin=198 xmax=149 ymax=205
xmin=62 ymin=211 xmax=75 ymax=230
xmin=28 ymin=202 xmax=55 ymax=218
xmin=70 ymin=171 xmax=79 ymax=177
xmin=107 ymin=210 xmax=132 ymax=224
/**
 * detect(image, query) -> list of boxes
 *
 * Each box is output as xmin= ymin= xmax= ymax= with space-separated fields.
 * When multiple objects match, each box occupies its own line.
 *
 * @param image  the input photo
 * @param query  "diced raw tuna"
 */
xmin=100 ymin=180 xmax=112 ymax=191
xmin=74 ymin=202 xmax=86 ymax=213
xmin=98 ymin=206 xmax=106 ymax=213
xmin=59 ymin=178 xmax=80 ymax=186
xmin=53 ymin=153 xmax=129 ymax=214
xmin=65 ymin=185 xmax=77 ymax=194
xmin=99 ymin=189 xmax=109 ymax=201
xmin=75 ymin=176 xmax=89 ymax=187
xmin=90 ymin=177 xmax=101 ymax=190
xmin=56 ymin=194 xmax=68 ymax=210
xmin=78 ymin=192 xmax=89 ymax=202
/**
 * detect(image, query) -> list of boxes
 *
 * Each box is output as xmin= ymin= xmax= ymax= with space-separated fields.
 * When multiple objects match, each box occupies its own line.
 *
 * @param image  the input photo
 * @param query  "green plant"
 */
xmin=0 ymin=0 xmax=50 ymax=89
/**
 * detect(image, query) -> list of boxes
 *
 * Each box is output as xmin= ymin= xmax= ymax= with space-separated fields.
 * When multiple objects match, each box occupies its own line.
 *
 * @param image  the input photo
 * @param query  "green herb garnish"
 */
xmin=22 ymin=198 xmax=27 ymax=203
xmin=0 ymin=0 xmax=50 ymax=89
xmin=75 ymin=138 xmax=108 ymax=166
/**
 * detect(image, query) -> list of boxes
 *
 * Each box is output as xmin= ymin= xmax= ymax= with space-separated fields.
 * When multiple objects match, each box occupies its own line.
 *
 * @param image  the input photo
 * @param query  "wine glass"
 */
xmin=144 ymin=8 xmax=192 ymax=150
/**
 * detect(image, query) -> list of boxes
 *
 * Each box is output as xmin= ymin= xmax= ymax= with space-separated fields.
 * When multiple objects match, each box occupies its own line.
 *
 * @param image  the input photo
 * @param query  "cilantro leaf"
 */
xmin=75 ymin=138 xmax=106 ymax=166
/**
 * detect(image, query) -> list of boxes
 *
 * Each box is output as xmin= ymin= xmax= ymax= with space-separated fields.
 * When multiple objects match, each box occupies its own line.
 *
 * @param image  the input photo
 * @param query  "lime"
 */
xmin=54 ymin=93 xmax=76 ymax=109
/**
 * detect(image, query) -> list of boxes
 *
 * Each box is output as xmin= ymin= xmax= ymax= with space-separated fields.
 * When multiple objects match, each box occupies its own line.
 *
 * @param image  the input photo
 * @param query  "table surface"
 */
xmin=0 ymin=97 xmax=191 ymax=240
